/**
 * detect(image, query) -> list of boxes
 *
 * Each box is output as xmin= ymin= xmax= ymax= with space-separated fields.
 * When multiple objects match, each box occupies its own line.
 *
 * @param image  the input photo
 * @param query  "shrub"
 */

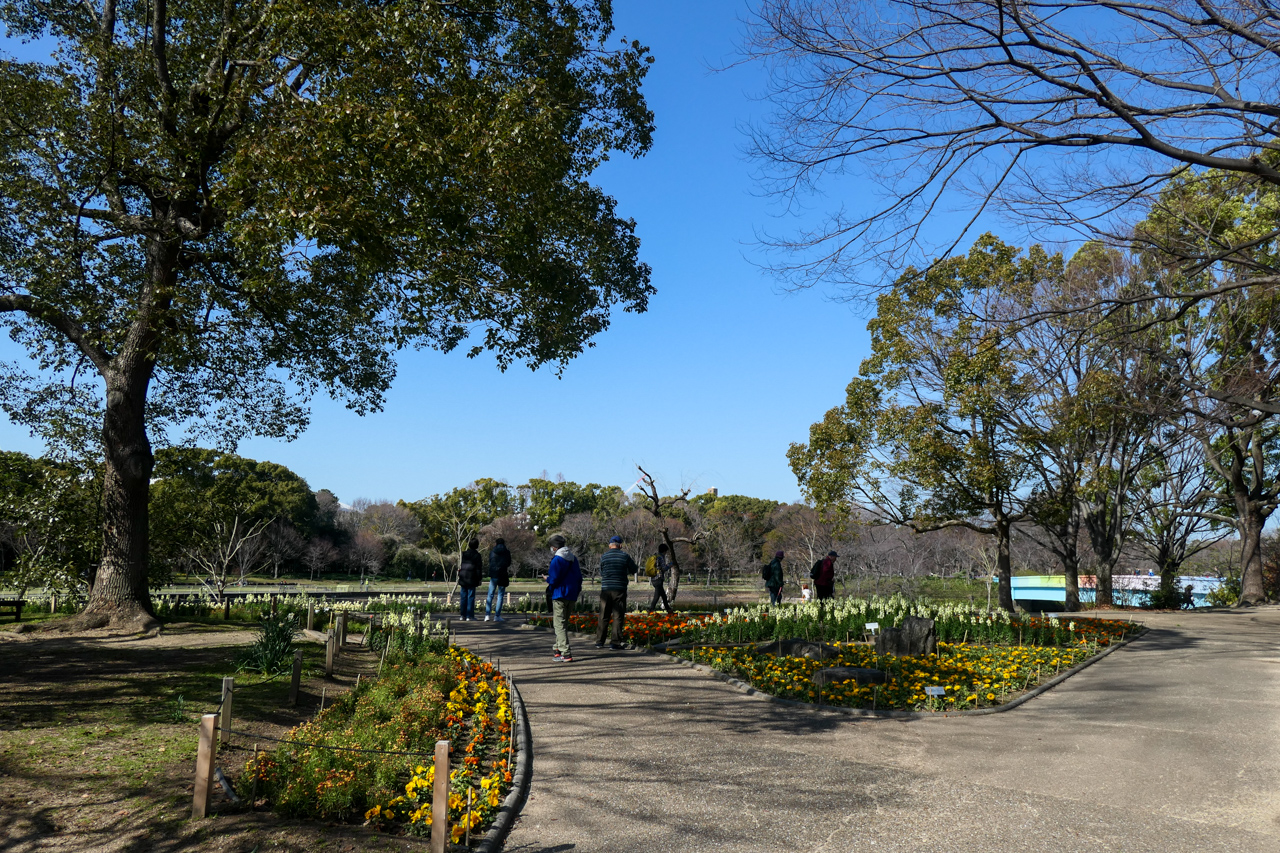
xmin=1206 ymin=575 xmax=1241 ymax=607
xmin=236 ymin=612 xmax=300 ymax=675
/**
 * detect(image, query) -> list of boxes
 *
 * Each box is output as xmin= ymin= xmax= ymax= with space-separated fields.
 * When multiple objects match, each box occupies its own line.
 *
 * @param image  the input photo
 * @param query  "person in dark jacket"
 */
xmin=595 ymin=535 xmax=636 ymax=649
xmin=485 ymin=538 xmax=513 ymax=622
xmin=648 ymin=543 xmax=674 ymax=613
xmin=546 ymin=534 xmax=583 ymax=661
xmin=815 ymin=550 xmax=837 ymax=601
xmin=765 ymin=550 xmax=785 ymax=605
xmin=458 ymin=538 xmax=484 ymax=620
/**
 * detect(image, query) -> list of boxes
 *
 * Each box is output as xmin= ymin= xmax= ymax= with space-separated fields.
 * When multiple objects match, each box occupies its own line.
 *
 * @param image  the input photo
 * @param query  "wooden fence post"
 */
xmin=326 ymin=631 xmax=337 ymax=676
xmin=220 ymin=677 xmax=234 ymax=747
xmin=306 ymin=603 xmax=315 ymax=631
xmin=414 ymin=609 xmax=423 ymax=639
xmin=431 ymin=739 xmax=450 ymax=853
xmin=191 ymin=713 xmax=217 ymax=819
xmin=289 ymin=650 xmax=303 ymax=706
xmin=336 ymin=611 xmax=347 ymax=649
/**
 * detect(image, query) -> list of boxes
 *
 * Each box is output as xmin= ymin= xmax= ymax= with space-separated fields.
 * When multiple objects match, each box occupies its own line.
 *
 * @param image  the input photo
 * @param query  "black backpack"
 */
xmin=810 ymin=559 xmax=822 ymax=580
xmin=760 ymin=563 xmax=770 ymax=580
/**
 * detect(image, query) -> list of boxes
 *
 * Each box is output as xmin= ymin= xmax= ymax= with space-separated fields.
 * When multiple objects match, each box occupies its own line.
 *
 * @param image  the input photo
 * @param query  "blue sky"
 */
xmin=0 ymin=1 xmax=926 ymax=504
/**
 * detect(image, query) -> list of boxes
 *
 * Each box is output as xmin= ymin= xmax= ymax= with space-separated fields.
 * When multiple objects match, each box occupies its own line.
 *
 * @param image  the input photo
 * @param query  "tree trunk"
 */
xmin=1237 ymin=505 xmax=1267 ymax=606
xmin=996 ymin=517 xmax=1014 ymax=612
xmin=78 ymin=368 xmax=159 ymax=631
xmin=1063 ymin=563 xmax=1080 ymax=613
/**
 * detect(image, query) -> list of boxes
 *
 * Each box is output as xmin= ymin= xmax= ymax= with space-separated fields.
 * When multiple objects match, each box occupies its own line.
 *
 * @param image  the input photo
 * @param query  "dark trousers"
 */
xmin=597 ymin=589 xmax=627 ymax=645
xmin=459 ymin=586 xmax=477 ymax=619
xmin=649 ymin=580 xmax=672 ymax=613
xmin=815 ymin=584 xmax=834 ymax=601
xmin=767 ymin=586 xmax=783 ymax=605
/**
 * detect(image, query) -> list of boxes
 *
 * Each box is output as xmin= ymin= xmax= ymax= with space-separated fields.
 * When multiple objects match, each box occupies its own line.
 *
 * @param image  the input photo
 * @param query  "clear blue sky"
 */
xmin=0 ymin=2 xmax=899 ymax=503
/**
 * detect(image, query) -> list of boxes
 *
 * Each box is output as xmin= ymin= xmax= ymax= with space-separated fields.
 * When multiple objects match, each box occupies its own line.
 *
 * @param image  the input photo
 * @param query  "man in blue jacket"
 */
xmin=546 ymin=534 xmax=583 ymax=662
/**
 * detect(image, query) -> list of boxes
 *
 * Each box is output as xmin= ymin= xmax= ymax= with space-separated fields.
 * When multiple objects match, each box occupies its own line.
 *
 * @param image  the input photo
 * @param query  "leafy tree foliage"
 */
xmin=148 ymin=448 xmax=318 ymax=583
xmin=0 ymin=451 xmax=100 ymax=595
xmin=0 ymin=0 xmax=655 ymax=628
xmin=790 ymin=235 xmax=1052 ymax=610
xmin=521 ymin=477 xmax=626 ymax=533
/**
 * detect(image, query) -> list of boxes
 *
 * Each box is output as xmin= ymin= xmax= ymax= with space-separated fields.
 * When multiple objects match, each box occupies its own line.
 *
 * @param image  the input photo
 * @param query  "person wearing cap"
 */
xmin=815 ymin=550 xmax=838 ymax=601
xmin=546 ymin=534 xmax=583 ymax=662
xmin=765 ymin=550 xmax=785 ymax=605
xmin=596 ymin=535 xmax=636 ymax=649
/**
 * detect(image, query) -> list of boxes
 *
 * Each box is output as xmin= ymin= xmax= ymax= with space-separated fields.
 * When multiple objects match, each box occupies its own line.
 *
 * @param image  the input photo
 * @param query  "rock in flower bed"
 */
xmin=677 ymin=640 xmax=1115 ymax=711
xmin=243 ymin=646 xmax=513 ymax=844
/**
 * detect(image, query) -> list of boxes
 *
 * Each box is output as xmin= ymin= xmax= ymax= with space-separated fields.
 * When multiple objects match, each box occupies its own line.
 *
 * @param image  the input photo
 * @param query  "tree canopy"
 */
xmin=0 ymin=0 xmax=655 ymax=627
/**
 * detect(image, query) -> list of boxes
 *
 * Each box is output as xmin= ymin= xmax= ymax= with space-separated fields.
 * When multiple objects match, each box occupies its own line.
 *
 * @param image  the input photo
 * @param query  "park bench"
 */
xmin=0 ymin=598 xmax=26 ymax=622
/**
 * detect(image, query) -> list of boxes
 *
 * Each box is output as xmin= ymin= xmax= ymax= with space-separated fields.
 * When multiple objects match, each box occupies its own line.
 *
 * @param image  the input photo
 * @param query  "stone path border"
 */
xmin=474 ymin=680 xmax=533 ymax=853
xmin=520 ymin=621 xmax=1147 ymax=719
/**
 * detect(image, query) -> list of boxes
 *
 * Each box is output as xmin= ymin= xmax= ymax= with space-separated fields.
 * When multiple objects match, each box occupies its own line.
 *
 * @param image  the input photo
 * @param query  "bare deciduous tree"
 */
xmin=189 ymin=517 xmax=269 ymax=603
xmin=303 ymin=538 xmax=338 ymax=581
xmin=634 ymin=466 xmax=708 ymax=604
xmin=349 ymin=529 xmax=386 ymax=582
xmin=264 ymin=520 xmax=304 ymax=580
xmin=747 ymin=1 xmax=1280 ymax=283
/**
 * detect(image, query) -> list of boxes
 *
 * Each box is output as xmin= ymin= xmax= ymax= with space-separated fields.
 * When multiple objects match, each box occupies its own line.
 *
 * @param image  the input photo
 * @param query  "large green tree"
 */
xmin=789 ymin=235 xmax=1048 ymax=611
xmin=0 ymin=1 xmax=654 ymax=628
xmin=520 ymin=477 xmax=624 ymax=534
xmin=148 ymin=447 xmax=318 ymax=582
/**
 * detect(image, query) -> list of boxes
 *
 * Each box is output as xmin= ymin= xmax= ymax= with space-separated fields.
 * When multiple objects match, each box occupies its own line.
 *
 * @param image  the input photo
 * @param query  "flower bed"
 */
xmin=526 ymin=610 xmax=714 ymax=646
xmin=679 ymin=597 xmax=1139 ymax=648
xmin=677 ymin=641 xmax=1107 ymax=712
xmin=528 ymin=598 xmax=1137 ymax=649
xmin=244 ymin=646 xmax=513 ymax=843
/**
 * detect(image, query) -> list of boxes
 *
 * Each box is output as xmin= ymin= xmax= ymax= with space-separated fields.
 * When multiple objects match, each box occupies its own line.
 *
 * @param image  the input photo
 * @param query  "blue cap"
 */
xmin=609 ymin=535 xmax=623 ymax=543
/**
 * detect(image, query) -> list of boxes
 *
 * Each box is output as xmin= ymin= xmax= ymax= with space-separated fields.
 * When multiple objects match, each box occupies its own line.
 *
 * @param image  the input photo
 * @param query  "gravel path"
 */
xmin=454 ymin=607 xmax=1280 ymax=853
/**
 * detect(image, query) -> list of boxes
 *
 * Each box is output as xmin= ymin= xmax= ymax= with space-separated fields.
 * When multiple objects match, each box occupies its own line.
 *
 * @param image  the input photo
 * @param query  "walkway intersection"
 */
xmin=456 ymin=608 xmax=1280 ymax=853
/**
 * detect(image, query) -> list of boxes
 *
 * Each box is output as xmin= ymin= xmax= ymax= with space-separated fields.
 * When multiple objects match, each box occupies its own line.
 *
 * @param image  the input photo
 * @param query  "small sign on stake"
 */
xmin=865 ymin=622 xmax=880 ymax=633
xmin=924 ymin=685 xmax=945 ymax=697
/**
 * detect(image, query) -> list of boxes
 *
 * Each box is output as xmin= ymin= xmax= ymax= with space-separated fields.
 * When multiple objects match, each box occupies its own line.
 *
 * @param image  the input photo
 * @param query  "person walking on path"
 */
xmin=596 ymin=535 xmax=636 ymax=649
xmin=458 ymin=539 xmax=484 ymax=620
xmin=765 ymin=550 xmax=785 ymax=605
xmin=485 ymin=537 xmax=513 ymax=621
xmin=813 ymin=550 xmax=837 ymax=601
xmin=648 ymin=543 xmax=674 ymax=613
xmin=547 ymin=534 xmax=583 ymax=662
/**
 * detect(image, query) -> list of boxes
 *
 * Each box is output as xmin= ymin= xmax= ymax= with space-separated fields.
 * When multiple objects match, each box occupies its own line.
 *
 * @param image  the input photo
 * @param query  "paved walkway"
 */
xmin=456 ymin=608 xmax=1280 ymax=853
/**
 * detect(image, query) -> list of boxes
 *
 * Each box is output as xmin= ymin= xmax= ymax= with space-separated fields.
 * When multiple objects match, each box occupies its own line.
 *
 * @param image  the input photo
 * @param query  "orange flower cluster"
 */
xmin=527 ymin=610 xmax=713 ymax=645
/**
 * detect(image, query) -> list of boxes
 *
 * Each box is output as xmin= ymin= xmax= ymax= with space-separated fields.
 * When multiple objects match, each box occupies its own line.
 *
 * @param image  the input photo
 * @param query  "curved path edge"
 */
xmin=474 ymin=679 xmax=533 ymax=853
xmin=521 ymin=622 xmax=1148 ymax=719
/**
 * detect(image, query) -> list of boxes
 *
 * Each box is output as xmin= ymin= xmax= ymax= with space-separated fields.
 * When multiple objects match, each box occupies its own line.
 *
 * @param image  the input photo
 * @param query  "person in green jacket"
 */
xmin=765 ymin=550 xmax=785 ymax=605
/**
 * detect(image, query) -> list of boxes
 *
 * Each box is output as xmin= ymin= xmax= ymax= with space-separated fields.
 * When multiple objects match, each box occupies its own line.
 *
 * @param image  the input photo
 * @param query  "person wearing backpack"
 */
xmin=764 ymin=550 xmax=785 ymax=605
xmin=647 ymin=543 xmax=674 ymax=613
xmin=458 ymin=538 xmax=484 ymax=620
xmin=546 ymin=534 xmax=583 ymax=662
xmin=485 ymin=537 xmax=513 ymax=622
xmin=813 ymin=550 xmax=838 ymax=601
